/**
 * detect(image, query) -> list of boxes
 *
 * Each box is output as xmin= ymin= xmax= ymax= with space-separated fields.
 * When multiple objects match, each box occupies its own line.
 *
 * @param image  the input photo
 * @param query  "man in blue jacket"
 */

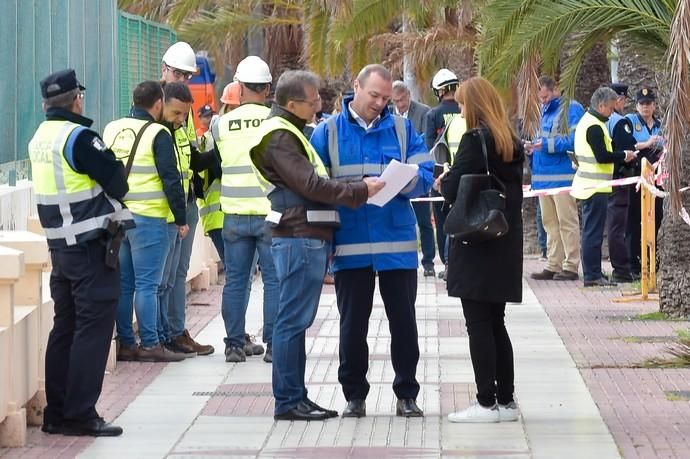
xmin=311 ymin=64 xmax=434 ymax=418
xmin=530 ymin=76 xmax=584 ymax=281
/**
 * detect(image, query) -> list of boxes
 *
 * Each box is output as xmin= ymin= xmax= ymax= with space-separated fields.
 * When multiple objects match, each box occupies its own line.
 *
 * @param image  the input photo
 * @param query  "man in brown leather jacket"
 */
xmin=250 ymin=70 xmax=384 ymax=422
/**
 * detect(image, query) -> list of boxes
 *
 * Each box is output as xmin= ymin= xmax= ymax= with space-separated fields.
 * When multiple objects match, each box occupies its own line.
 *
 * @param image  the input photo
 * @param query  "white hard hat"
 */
xmin=234 ymin=56 xmax=272 ymax=84
xmin=431 ymin=69 xmax=459 ymax=90
xmin=162 ymin=42 xmax=197 ymax=73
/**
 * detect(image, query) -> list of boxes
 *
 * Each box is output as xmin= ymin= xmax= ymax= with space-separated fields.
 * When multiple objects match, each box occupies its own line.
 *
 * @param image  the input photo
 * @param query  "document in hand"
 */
xmin=367 ymin=159 xmax=419 ymax=207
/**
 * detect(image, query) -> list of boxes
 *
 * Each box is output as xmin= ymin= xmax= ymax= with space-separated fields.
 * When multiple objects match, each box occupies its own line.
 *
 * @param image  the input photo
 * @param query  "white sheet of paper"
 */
xmin=367 ymin=159 xmax=419 ymax=207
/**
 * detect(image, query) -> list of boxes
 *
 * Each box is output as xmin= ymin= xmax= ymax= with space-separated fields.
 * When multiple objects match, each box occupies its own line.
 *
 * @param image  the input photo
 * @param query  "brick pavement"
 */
xmin=525 ymin=257 xmax=690 ymax=459
xmin=0 ymin=286 xmax=222 ymax=459
xmin=0 ymin=259 xmax=644 ymax=458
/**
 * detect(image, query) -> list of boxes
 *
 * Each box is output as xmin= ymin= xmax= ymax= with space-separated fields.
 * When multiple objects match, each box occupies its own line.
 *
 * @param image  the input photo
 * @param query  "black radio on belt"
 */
xmin=103 ymin=218 xmax=125 ymax=269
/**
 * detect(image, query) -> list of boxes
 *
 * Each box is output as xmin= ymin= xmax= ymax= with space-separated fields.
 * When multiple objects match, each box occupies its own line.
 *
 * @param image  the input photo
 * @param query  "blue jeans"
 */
xmin=271 ymin=237 xmax=329 ymax=414
xmin=158 ymin=223 xmax=180 ymax=344
xmin=580 ymin=193 xmax=609 ymax=281
xmin=536 ymin=202 xmax=547 ymax=253
xmin=116 ymin=214 xmax=169 ymax=348
xmin=169 ymin=200 xmax=199 ymax=338
xmin=221 ymin=214 xmax=279 ymax=347
xmin=412 ymin=200 xmax=435 ymax=270
xmin=208 ymin=228 xmax=225 ymax=266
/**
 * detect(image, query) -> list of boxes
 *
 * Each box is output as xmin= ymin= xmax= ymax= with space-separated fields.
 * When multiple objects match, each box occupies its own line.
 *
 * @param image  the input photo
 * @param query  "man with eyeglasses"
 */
xmin=158 ymin=41 xmax=216 ymax=357
xmin=210 ymin=55 xmax=279 ymax=364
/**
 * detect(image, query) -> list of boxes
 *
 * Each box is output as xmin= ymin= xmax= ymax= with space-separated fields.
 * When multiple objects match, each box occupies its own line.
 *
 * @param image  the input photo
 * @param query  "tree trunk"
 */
xmin=657 ymin=138 xmax=690 ymax=318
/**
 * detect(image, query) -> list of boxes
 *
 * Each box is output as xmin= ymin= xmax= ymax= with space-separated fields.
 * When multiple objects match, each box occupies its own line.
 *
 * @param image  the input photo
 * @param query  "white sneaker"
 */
xmin=498 ymin=401 xmax=519 ymax=422
xmin=448 ymin=403 xmax=500 ymax=423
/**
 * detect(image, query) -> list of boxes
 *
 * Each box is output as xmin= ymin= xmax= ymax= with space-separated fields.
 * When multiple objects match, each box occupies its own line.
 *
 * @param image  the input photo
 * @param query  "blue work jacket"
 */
xmin=310 ymin=96 xmax=434 ymax=272
xmin=531 ymin=98 xmax=585 ymax=189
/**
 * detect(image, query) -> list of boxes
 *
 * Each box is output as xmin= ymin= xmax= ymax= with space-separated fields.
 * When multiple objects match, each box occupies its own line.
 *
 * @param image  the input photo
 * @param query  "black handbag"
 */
xmin=443 ymin=128 xmax=509 ymax=245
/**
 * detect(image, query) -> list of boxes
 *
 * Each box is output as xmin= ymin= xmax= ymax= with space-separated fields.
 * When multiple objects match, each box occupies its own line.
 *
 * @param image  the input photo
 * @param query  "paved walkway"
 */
xmin=0 ymin=261 xmax=621 ymax=459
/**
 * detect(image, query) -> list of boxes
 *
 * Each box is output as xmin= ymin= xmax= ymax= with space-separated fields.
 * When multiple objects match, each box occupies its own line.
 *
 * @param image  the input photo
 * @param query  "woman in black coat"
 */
xmin=439 ymin=77 xmax=524 ymax=423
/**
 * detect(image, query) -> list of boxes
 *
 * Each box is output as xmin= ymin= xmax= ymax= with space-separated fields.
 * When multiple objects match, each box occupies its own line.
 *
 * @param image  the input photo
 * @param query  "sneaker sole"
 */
xmin=447 ymin=416 xmax=500 ymax=423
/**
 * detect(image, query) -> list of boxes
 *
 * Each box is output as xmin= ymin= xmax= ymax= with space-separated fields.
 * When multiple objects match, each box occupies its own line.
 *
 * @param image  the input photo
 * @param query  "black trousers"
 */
xmin=627 ymin=186 xmax=664 ymax=275
xmin=334 ymin=267 xmax=420 ymax=401
xmin=607 ymin=185 xmax=631 ymax=275
xmin=44 ymin=238 xmax=120 ymax=424
xmin=460 ymin=299 xmax=514 ymax=407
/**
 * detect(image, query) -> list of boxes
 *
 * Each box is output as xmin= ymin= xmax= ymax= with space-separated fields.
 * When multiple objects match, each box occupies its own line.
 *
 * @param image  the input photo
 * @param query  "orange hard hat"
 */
xmin=221 ymin=81 xmax=241 ymax=105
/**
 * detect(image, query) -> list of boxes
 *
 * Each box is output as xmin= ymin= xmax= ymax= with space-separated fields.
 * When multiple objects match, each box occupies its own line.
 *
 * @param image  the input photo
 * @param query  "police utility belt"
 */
xmin=265 ymin=187 xmax=340 ymax=228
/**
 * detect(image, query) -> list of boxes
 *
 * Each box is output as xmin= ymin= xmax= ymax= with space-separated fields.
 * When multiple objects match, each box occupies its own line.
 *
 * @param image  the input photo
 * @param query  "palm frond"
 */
xmin=516 ymin=54 xmax=541 ymax=138
xmin=663 ymin=0 xmax=690 ymax=214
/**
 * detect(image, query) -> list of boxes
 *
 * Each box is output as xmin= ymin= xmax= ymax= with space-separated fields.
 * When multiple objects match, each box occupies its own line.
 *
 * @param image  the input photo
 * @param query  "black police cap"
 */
xmin=40 ymin=68 xmax=86 ymax=99
xmin=636 ymin=87 xmax=656 ymax=102
xmin=608 ymin=83 xmax=629 ymax=97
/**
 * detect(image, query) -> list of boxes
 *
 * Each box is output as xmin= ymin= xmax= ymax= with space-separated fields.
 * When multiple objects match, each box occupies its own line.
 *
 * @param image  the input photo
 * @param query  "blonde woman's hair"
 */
xmin=456 ymin=77 xmax=516 ymax=162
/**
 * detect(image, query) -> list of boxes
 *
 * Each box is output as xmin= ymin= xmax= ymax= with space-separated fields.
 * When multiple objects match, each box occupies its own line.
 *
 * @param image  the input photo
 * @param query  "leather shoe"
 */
xmin=530 ymin=269 xmax=556 ymax=280
xmin=611 ymin=271 xmax=634 ymax=283
xmin=62 ymin=417 xmax=123 ymax=437
xmin=274 ymin=401 xmax=332 ymax=421
xmin=41 ymin=423 xmax=63 ymax=435
xmin=342 ymin=399 xmax=366 ymax=418
xmin=584 ymin=277 xmax=617 ymax=287
xmin=423 ymin=267 xmax=435 ymax=277
xmin=396 ymin=398 xmax=423 ymax=417
xmin=303 ymin=398 xmax=338 ymax=418
xmin=553 ymin=270 xmax=579 ymax=281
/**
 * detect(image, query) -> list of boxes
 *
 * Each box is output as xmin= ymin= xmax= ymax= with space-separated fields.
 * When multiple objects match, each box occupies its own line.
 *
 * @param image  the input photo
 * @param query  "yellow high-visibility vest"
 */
xmin=571 ymin=111 xmax=614 ymax=200
xmin=213 ymin=103 xmax=271 ymax=215
xmin=103 ymin=117 xmax=176 ymax=218
xmin=197 ymin=172 xmax=223 ymax=233
xmin=445 ymin=115 xmax=467 ymax=165
xmin=29 ymin=120 xmax=132 ymax=247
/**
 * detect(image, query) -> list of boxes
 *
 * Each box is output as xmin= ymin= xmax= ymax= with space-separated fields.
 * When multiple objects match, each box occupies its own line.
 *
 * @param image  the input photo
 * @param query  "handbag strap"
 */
xmin=476 ymin=128 xmax=490 ymax=176
xmin=125 ymin=121 xmax=155 ymax=178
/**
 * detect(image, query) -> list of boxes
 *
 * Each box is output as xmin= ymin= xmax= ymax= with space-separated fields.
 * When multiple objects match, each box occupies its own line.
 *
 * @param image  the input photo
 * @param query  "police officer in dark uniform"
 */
xmin=424 ymin=69 xmax=461 ymax=278
xmin=28 ymin=69 xmax=133 ymax=437
xmin=625 ymin=87 xmax=664 ymax=276
xmin=605 ymin=83 xmax=637 ymax=283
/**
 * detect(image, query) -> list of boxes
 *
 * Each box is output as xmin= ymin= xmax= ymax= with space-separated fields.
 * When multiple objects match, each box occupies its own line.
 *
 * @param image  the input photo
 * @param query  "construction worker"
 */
xmin=425 ymin=68 xmax=461 ymax=279
xmin=220 ymin=81 xmax=241 ymax=114
xmin=211 ymin=56 xmax=278 ymax=363
xmin=103 ymin=81 xmax=188 ymax=363
xmin=159 ymin=41 xmax=216 ymax=356
xmin=30 ymin=69 xmax=133 ymax=436
xmin=197 ymin=109 xmax=225 ymax=265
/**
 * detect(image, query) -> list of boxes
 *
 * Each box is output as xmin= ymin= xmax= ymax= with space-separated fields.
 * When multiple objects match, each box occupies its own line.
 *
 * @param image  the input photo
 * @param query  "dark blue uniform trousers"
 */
xmin=580 ymin=193 xmax=609 ymax=281
xmin=44 ymin=238 xmax=120 ymax=424
xmin=334 ymin=267 xmax=420 ymax=401
xmin=606 ymin=185 xmax=631 ymax=275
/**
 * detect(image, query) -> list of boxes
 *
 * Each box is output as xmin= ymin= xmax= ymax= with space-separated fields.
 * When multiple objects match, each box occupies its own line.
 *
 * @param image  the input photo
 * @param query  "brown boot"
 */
xmin=177 ymin=329 xmax=215 ymax=356
xmin=137 ymin=344 xmax=185 ymax=362
xmin=116 ymin=342 xmax=139 ymax=361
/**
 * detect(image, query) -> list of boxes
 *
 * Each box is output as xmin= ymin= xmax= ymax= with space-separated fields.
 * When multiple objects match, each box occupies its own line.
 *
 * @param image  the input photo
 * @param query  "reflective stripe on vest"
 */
xmin=29 ymin=120 xmax=132 ymax=246
xmin=197 ymin=173 xmax=223 ymax=233
xmin=325 ymin=113 xmax=408 ymax=178
xmin=102 ymin=118 xmax=175 ymax=218
xmin=571 ymin=112 xmax=614 ymax=199
xmin=532 ymin=174 xmax=575 ymax=182
xmin=250 ymin=115 xmax=336 ymax=225
xmin=214 ymin=103 xmax=271 ymax=215
xmin=334 ymin=240 xmax=418 ymax=257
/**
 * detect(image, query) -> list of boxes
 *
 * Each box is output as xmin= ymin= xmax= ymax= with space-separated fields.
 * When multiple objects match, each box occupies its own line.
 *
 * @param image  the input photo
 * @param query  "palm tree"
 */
xmin=477 ymin=0 xmax=690 ymax=317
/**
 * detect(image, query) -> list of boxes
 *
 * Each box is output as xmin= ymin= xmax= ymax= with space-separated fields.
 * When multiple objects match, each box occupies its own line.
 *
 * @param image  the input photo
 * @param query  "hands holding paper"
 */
xmin=364 ymin=177 xmax=386 ymax=197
